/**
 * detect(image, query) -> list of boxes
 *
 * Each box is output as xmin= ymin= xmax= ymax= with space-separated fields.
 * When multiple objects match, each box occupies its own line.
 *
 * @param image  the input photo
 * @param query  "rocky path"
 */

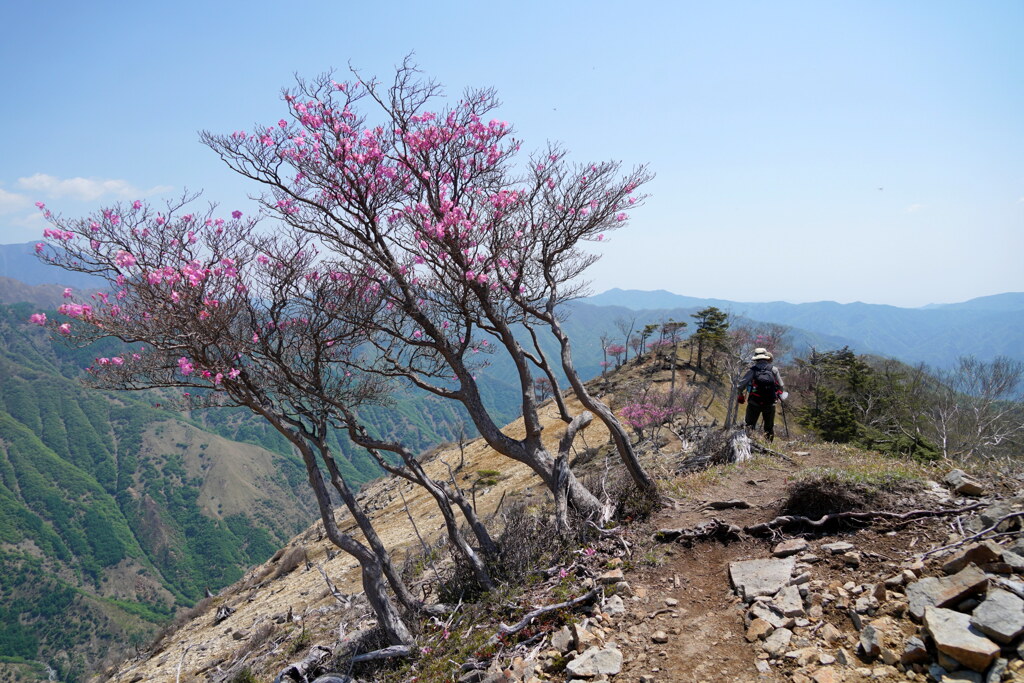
xmin=536 ymin=447 xmax=1024 ymax=683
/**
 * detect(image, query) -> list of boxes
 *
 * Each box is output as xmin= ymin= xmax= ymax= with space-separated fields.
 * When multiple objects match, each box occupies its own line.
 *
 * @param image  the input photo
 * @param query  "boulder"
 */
xmin=729 ymin=557 xmax=796 ymax=602
xmin=773 ymin=584 xmax=805 ymax=618
xmin=970 ymin=587 xmax=1024 ymax=644
xmin=900 ymin=636 xmax=929 ymax=665
xmin=907 ymin=564 xmax=989 ymax=620
xmin=748 ymin=600 xmax=794 ymax=629
xmin=859 ymin=623 xmax=881 ymax=660
xmin=943 ymin=469 xmax=985 ymax=496
xmin=564 ymin=646 xmax=622 ymax=677
xmin=924 ymin=606 xmax=1000 ymax=673
xmin=762 ymin=627 xmax=792 ymax=656
xmin=942 ymin=541 xmax=1003 ymax=575
xmin=603 ymin=595 xmax=626 ymax=617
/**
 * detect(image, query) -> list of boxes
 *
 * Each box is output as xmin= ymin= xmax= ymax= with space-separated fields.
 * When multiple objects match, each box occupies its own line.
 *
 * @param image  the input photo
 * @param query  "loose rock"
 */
xmin=924 ymin=606 xmax=1000 ymax=673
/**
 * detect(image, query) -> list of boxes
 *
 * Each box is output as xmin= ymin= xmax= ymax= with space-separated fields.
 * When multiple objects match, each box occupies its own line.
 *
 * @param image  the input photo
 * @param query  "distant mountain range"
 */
xmin=584 ymin=288 xmax=1024 ymax=369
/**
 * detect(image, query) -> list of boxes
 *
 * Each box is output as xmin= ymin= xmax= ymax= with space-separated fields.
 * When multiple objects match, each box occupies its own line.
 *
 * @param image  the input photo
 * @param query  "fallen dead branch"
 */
xmin=744 ymin=502 xmax=985 ymax=536
xmin=486 ymin=587 xmax=601 ymax=646
xmin=918 ymin=510 xmax=1024 ymax=559
xmin=272 ymin=644 xmax=332 ymax=683
xmin=349 ymin=645 xmax=414 ymax=663
xmin=748 ymin=440 xmax=797 ymax=464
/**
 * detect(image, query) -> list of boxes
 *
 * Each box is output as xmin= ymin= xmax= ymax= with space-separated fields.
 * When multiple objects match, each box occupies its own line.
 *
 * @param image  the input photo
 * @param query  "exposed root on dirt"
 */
xmin=744 ymin=502 xmax=985 ymax=536
xmin=652 ymin=503 xmax=987 ymax=544
xmin=654 ymin=519 xmax=743 ymax=545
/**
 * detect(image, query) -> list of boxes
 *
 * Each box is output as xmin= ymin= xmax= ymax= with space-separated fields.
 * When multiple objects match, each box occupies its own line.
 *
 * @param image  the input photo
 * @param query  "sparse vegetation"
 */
xmin=781 ymin=463 xmax=922 ymax=519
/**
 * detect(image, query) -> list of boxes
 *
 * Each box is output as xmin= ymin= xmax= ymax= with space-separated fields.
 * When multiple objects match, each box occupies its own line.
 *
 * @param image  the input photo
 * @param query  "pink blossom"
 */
xmin=111 ymin=357 xmax=124 ymax=366
xmin=615 ymin=213 xmax=627 ymax=222
xmin=63 ymin=287 xmax=73 ymax=298
xmin=132 ymin=200 xmax=142 ymax=210
xmin=114 ymin=250 xmax=137 ymax=268
xmin=227 ymin=368 xmax=241 ymax=379
xmin=59 ymin=303 xmax=92 ymax=318
xmin=35 ymin=242 xmax=44 ymax=253
xmin=35 ymin=201 xmax=45 ymax=209
xmin=231 ymin=210 xmax=242 ymax=219
xmin=177 ymin=357 xmax=194 ymax=375
xmin=29 ymin=313 xmax=46 ymax=326
xmin=213 ymin=373 xmax=223 ymax=385
xmin=58 ymin=323 xmax=71 ymax=335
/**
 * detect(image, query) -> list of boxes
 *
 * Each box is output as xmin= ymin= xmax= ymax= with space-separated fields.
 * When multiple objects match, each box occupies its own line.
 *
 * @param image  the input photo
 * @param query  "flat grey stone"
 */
xmin=773 ymin=584 xmax=804 ymax=617
xmin=942 ymin=672 xmax=983 ymax=683
xmin=551 ymin=625 xmax=573 ymax=653
xmin=762 ymin=627 xmax=792 ymax=656
xmin=749 ymin=600 xmax=794 ymax=629
xmin=985 ymin=658 xmax=1008 ymax=683
xmin=901 ymin=635 xmax=929 ymax=664
xmin=773 ymin=538 xmax=808 ymax=557
xmin=859 ymin=623 xmax=881 ymax=660
xmin=942 ymin=541 xmax=1003 ymax=575
xmin=970 ymin=588 xmax=1024 ymax=643
xmin=924 ymin=606 xmax=1000 ymax=673
xmin=907 ymin=564 xmax=989 ymax=620
xmin=729 ymin=557 xmax=795 ymax=602
xmin=943 ymin=469 xmax=985 ymax=496
xmin=603 ymin=594 xmax=626 ymax=616
xmin=821 ymin=541 xmax=854 ymax=554
xmin=1001 ymin=548 xmax=1024 ymax=572
xmin=565 ymin=646 xmax=622 ymax=677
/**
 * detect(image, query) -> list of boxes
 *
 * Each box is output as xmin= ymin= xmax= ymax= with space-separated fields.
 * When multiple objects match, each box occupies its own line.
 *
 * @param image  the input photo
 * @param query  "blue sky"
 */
xmin=1 ymin=1 xmax=1021 ymax=307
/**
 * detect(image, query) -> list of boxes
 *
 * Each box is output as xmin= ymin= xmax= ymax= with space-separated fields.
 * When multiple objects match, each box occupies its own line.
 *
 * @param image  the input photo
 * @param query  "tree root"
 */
xmin=744 ymin=503 xmax=985 ymax=536
xmin=654 ymin=519 xmax=743 ymax=545
xmin=653 ymin=503 xmax=987 ymax=545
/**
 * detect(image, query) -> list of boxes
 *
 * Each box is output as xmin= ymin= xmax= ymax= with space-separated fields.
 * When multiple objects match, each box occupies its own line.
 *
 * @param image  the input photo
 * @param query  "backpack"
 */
xmin=751 ymin=364 xmax=778 ymax=403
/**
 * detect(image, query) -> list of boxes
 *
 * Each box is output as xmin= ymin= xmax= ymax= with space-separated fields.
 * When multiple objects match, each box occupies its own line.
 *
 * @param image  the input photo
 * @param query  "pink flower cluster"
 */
xmin=58 ymin=303 xmax=93 ymax=318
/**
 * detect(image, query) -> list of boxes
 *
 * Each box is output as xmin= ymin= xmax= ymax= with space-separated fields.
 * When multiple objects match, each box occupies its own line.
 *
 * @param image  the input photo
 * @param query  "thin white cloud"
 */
xmin=904 ymin=203 xmax=925 ymax=214
xmin=0 ymin=187 xmax=30 ymax=214
xmin=16 ymin=173 xmax=173 ymax=202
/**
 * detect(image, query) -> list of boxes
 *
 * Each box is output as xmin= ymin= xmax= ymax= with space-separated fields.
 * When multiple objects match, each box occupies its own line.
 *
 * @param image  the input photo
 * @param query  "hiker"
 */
xmin=736 ymin=347 xmax=785 ymax=440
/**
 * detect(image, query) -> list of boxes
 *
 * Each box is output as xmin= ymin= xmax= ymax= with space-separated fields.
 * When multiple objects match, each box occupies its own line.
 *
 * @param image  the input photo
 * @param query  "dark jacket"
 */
xmin=737 ymin=361 xmax=785 ymax=404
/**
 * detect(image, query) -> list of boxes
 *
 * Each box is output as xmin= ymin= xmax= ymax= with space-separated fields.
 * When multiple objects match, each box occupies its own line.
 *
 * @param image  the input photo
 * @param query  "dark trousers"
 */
xmin=745 ymin=401 xmax=776 ymax=440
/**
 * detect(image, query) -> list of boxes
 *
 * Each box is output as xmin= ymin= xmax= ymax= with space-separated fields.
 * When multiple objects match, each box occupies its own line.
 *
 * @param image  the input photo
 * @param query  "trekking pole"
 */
xmin=779 ymin=395 xmax=790 ymax=439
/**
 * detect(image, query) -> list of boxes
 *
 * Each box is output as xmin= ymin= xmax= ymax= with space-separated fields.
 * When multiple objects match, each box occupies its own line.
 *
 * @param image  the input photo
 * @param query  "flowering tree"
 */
xmin=32 ymin=198 xmax=492 ymax=646
xmin=621 ymin=387 xmax=682 ymax=441
xmin=201 ymin=60 xmax=656 ymax=513
xmin=606 ymin=344 xmax=626 ymax=368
